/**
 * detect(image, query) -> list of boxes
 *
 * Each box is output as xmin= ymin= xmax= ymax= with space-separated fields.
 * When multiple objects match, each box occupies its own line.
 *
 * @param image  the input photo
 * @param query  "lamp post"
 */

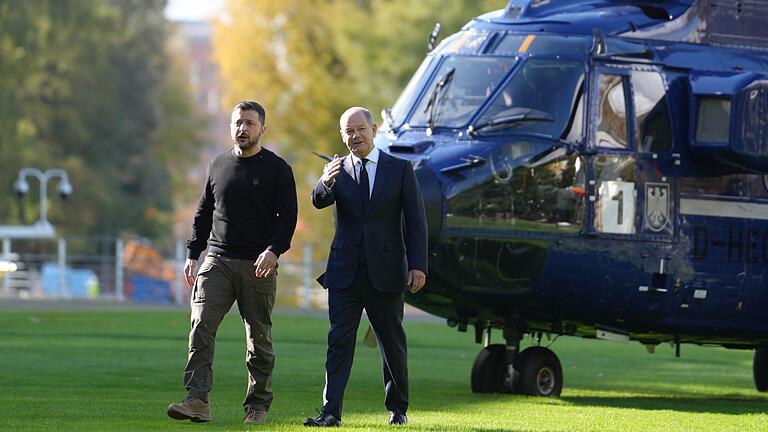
xmin=0 ymin=168 xmax=72 ymax=238
xmin=1 ymin=168 xmax=72 ymax=296
xmin=13 ymin=168 xmax=72 ymax=227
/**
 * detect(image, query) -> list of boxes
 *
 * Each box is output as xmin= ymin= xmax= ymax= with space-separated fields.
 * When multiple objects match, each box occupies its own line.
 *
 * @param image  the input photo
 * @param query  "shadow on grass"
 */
xmin=1 ymin=330 xmax=330 ymax=348
xmin=561 ymin=393 xmax=767 ymax=414
xmin=2 ymin=330 xmax=184 ymax=341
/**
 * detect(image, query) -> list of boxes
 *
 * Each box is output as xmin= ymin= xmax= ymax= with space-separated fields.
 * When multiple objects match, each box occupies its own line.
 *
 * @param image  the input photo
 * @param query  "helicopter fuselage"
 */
xmin=376 ymin=0 xmax=768 ymax=354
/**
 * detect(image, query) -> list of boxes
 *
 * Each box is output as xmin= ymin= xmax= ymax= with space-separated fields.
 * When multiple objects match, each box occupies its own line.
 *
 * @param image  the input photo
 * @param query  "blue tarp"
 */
xmin=40 ymin=263 xmax=99 ymax=298
xmin=128 ymin=275 xmax=172 ymax=303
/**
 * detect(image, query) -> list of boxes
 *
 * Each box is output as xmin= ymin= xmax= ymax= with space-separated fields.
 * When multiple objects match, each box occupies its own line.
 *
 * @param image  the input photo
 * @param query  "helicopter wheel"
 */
xmin=754 ymin=348 xmax=768 ymax=392
xmin=514 ymin=346 xmax=563 ymax=396
xmin=471 ymin=344 xmax=515 ymax=393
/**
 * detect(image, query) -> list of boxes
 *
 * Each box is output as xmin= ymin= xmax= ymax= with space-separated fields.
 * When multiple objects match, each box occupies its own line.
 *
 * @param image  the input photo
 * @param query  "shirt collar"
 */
xmin=351 ymin=146 xmax=380 ymax=166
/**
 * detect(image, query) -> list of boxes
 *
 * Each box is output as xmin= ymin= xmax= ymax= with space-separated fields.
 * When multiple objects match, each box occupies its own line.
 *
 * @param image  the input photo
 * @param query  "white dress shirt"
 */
xmin=350 ymin=147 xmax=379 ymax=198
xmin=321 ymin=147 xmax=380 ymax=195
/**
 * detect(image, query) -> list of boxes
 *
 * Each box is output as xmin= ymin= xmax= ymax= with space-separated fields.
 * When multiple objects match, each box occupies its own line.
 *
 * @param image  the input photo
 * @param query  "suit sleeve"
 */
xmin=401 ymin=160 xmax=428 ymax=273
xmin=186 ymin=162 xmax=215 ymax=260
xmin=312 ymin=178 xmax=336 ymax=209
xmin=267 ymin=162 xmax=298 ymax=257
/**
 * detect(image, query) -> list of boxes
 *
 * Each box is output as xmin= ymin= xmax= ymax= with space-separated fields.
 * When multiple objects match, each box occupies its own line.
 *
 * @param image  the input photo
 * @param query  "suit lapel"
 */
xmin=343 ymin=155 xmax=355 ymax=182
xmin=366 ymin=152 xmax=393 ymax=216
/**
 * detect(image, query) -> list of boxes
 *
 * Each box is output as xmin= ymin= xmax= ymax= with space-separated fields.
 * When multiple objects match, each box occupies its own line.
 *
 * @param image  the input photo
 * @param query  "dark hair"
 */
xmin=234 ymin=100 xmax=266 ymax=124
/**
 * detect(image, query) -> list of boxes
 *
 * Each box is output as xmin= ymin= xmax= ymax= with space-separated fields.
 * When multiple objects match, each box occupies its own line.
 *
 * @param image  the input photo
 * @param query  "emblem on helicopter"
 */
xmin=645 ymin=182 xmax=669 ymax=232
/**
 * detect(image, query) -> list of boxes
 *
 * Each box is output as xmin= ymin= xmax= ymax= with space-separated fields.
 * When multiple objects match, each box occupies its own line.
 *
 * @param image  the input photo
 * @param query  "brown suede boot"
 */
xmin=243 ymin=407 xmax=268 ymax=424
xmin=167 ymin=396 xmax=212 ymax=422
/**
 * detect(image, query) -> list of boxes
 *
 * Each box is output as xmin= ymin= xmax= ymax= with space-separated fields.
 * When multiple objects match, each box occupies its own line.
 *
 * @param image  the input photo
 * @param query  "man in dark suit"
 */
xmin=304 ymin=107 xmax=427 ymax=427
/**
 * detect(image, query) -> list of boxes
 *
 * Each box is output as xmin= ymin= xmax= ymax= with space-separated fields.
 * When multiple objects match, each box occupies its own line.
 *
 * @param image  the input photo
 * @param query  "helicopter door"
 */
xmin=630 ymin=69 xmax=678 ymax=325
xmin=589 ymin=70 xmax=637 ymax=235
xmin=742 ymin=178 xmax=768 ymax=333
xmin=587 ymin=66 xmax=677 ymax=325
xmin=587 ymin=69 xmax=640 ymax=324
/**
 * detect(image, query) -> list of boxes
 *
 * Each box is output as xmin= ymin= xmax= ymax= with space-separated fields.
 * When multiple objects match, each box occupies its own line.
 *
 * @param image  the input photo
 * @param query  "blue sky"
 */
xmin=164 ymin=0 xmax=224 ymax=21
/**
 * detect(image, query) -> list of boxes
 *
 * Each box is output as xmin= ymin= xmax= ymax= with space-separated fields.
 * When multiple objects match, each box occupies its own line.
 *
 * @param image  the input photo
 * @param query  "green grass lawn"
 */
xmin=1 ymin=306 xmax=766 ymax=431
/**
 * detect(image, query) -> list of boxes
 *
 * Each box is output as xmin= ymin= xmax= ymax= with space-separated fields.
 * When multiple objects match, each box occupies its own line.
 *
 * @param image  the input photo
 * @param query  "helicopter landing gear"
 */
xmin=754 ymin=347 xmax=768 ymax=392
xmin=470 ymin=326 xmax=563 ymax=396
xmin=471 ymin=325 xmax=521 ymax=393
xmin=470 ymin=344 xmax=509 ymax=393
xmin=514 ymin=346 xmax=563 ymax=396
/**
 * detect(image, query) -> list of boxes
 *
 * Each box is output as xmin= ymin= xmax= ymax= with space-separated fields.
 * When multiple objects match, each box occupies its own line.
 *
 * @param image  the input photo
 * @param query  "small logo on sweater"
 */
xmin=252 ymin=177 xmax=260 ymax=186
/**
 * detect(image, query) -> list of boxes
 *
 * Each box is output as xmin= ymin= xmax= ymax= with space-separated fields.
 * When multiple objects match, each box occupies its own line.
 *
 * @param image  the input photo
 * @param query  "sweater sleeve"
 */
xmin=267 ymin=161 xmax=298 ymax=257
xmin=186 ymin=162 xmax=215 ymax=260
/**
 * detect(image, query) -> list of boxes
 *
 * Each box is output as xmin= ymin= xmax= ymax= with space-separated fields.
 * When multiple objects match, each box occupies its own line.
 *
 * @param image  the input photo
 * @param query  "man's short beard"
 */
xmin=237 ymin=135 xmax=260 ymax=150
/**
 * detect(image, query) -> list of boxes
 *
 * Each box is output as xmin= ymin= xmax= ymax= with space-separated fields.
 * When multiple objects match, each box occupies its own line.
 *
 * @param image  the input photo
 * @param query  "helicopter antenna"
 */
xmin=311 ymin=150 xmax=333 ymax=162
xmin=428 ymin=22 xmax=441 ymax=50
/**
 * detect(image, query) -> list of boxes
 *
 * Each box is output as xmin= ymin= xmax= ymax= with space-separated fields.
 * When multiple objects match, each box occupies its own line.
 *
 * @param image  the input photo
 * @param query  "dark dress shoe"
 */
xmin=304 ymin=413 xmax=341 ymax=427
xmin=389 ymin=411 xmax=407 ymax=425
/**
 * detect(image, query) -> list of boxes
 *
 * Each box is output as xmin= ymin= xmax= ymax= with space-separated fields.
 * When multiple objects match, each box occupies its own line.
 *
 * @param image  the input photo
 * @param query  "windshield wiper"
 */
xmin=468 ymin=109 xmax=553 ymax=135
xmin=423 ymin=68 xmax=455 ymax=133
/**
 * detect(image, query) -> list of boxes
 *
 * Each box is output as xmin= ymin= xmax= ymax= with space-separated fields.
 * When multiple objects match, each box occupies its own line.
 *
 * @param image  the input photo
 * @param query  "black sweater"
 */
xmin=186 ymin=148 xmax=298 ymax=261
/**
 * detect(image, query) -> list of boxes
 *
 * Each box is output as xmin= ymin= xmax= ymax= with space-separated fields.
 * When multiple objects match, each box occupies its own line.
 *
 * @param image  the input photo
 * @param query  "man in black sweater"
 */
xmin=167 ymin=100 xmax=297 ymax=425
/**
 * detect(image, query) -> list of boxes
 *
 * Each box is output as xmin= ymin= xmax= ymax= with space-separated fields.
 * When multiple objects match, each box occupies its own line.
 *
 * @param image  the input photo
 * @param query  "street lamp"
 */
xmin=14 ymin=168 xmax=73 ymax=224
xmin=2 ymin=168 xmax=72 ymax=297
xmin=0 ymin=168 xmax=72 ymax=239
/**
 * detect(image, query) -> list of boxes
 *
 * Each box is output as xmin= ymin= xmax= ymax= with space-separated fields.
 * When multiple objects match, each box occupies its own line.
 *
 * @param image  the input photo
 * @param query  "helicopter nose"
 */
xmin=414 ymin=165 xmax=442 ymax=247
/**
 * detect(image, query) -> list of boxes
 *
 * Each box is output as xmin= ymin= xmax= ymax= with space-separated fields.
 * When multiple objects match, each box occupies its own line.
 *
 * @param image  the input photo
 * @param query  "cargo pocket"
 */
xmin=192 ymin=256 xmax=216 ymax=303
xmin=252 ymin=292 xmax=276 ymax=323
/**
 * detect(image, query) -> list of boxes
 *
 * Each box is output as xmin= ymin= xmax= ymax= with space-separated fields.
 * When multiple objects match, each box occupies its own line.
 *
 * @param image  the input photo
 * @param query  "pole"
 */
xmin=39 ymin=173 xmax=48 ymax=224
xmin=174 ymin=239 xmax=185 ymax=305
xmin=2 ymin=238 xmax=10 ymax=297
xmin=58 ymin=237 xmax=68 ymax=297
xmin=115 ymin=238 xmax=125 ymax=302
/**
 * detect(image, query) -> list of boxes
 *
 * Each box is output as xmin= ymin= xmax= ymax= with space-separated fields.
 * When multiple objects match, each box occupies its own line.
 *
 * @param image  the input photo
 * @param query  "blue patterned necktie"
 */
xmin=359 ymin=158 xmax=369 ymax=210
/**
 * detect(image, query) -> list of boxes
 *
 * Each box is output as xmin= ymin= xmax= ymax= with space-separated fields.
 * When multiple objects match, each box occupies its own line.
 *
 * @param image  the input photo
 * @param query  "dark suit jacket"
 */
xmin=312 ymin=151 xmax=427 ymax=292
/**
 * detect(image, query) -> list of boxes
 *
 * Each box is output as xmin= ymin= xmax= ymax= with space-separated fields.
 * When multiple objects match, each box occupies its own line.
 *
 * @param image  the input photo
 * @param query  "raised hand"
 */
xmin=322 ymin=154 xmax=341 ymax=187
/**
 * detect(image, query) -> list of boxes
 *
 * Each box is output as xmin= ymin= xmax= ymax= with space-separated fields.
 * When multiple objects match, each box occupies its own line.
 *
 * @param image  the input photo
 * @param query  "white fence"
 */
xmin=0 ymin=237 xmax=328 ymax=309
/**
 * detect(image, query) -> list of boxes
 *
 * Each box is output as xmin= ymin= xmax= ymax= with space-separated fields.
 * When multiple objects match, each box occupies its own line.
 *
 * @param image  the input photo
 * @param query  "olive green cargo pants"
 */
xmin=183 ymin=253 xmax=276 ymax=412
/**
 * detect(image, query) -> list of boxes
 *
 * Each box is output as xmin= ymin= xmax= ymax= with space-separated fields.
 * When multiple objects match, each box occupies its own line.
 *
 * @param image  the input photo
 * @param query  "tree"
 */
xmin=212 ymin=0 xmax=505 ymax=250
xmin=0 ymin=0 xmax=206 ymax=248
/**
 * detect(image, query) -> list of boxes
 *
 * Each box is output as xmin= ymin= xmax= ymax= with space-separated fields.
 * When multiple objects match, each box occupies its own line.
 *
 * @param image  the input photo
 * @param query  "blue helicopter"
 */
xmin=373 ymin=0 xmax=768 ymax=396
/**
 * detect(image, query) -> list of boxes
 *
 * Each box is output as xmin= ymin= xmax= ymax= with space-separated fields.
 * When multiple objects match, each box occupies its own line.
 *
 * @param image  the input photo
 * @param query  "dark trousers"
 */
xmin=183 ymin=253 xmax=276 ymax=412
xmin=322 ymin=263 xmax=408 ymax=419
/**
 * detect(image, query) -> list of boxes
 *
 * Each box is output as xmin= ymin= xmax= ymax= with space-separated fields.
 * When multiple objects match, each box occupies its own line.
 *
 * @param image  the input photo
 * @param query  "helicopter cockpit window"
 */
xmin=409 ymin=56 xmax=516 ymax=129
xmin=437 ymin=30 xmax=489 ymax=55
xmin=390 ymin=56 xmax=435 ymax=128
xmin=632 ymin=71 xmax=672 ymax=153
xmin=445 ymin=148 xmax=585 ymax=231
xmin=494 ymin=34 xmax=589 ymax=55
xmin=473 ymin=59 xmax=584 ymax=139
xmin=696 ymin=97 xmax=731 ymax=143
xmin=596 ymin=74 xmax=629 ymax=149
xmin=509 ymin=152 xmax=585 ymax=229
xmin=593 ymin=155 xmax=636 ymax=234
